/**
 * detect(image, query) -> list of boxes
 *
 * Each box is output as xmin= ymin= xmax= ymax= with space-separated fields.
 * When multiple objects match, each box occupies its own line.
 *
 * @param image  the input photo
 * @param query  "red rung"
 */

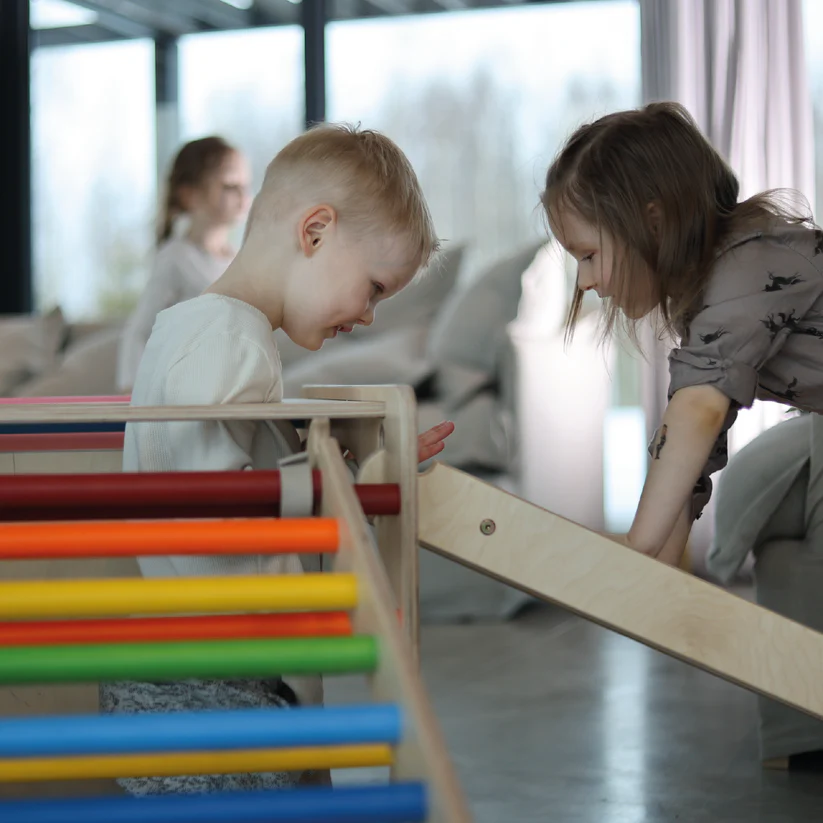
xmin=0 ymin=471 xmax=400 ymax=519
xmin=0 ymin=432 xmax=125 ymax=453
xmin=0 ymin=612 xmax=352 ymax=646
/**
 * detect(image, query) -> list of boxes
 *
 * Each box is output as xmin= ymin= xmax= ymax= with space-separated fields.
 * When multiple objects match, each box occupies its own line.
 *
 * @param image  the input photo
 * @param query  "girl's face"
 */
xmin=553 ymin=208 xmax=655 ymax=320
xmin=187 ymin=151 xmax=252 ymax=229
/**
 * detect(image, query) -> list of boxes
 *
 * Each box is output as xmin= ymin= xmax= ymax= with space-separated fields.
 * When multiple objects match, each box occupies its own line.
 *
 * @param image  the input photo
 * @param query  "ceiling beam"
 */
xmin=31 ymin=23 xmax=128 ymax=48
xmin=141 ymin=0 xmax=251 ymax=31
xmin=361 ymin=0 xmax=411 ymax=15
xmin=69 ymin=0 xmax=198 ymax=37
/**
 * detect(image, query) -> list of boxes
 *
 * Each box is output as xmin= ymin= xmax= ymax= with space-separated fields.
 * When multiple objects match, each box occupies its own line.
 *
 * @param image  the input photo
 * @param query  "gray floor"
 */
xmin=327 ymin=595 xmax=823 ymax=822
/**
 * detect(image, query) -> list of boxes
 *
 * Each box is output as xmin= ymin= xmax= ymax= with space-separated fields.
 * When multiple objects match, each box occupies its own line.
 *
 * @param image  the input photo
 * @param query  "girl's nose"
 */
xmin=577 ymin=270 xmax=597 ymax=292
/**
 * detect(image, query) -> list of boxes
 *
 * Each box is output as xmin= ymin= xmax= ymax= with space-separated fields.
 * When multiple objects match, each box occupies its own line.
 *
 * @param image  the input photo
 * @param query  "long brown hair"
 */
xmin=542 ymin=102 xmax=814 ymax=345
xmin=157 ymin=136 xmax=237 ymax=246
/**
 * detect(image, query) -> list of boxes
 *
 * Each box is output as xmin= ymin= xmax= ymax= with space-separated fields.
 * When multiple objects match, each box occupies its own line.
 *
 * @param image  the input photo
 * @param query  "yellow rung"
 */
xmin=0 ymin=574 xmax=358 ymax=619
xmin=0 ymin=743 xmax=393 ymax=782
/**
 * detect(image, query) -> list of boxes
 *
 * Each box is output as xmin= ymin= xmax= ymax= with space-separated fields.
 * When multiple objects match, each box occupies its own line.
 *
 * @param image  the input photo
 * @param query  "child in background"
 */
xmin=100 ymin=123 xmax=454 ymax=796
xmin=543 ymin=101 xmax=823 ymax=566
xmin=116 ymin=136 xmax=251 ymax=391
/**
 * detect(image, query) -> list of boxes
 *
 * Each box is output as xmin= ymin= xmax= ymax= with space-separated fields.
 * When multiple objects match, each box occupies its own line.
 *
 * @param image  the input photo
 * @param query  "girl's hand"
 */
xmin=418 ymin=421 xmax=455 ymax=464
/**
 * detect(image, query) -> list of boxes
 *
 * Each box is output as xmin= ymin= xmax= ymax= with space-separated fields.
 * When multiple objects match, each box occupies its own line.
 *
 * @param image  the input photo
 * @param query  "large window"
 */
xmin=328 ymin=0 xmax=640 ymax=275
xmin=31 ymin=39 xmax=156 ymax=319
xmin=179 ymin=26 xmax=304 ymax=208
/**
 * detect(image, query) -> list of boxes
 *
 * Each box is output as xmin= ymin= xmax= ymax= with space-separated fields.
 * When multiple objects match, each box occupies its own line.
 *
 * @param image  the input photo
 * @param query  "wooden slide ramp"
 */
xmin=418 ymin=463 xmax=823 ymax=720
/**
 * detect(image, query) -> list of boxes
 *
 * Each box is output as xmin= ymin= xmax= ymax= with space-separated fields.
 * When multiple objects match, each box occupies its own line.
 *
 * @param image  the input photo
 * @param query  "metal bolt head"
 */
xmin=480 ymin=519 xmax=496 ymax=536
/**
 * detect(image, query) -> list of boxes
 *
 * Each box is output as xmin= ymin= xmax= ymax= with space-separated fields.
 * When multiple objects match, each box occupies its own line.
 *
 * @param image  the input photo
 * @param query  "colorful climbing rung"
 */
xmin=0 ymin=573 xmax=357 ymax=619
xmin=0 ymin=704 xmax=402 ymax=757
xmin=0 ymin=783 xmax=429 ymax=823
xmin=0 ymin=470 xmax=401 ymax=517
xmin=0 ymin=517 xmax=339 ymax=559
xmin=0 ymin=612 xmax=353 ymax=646
xmin=0 ymin=743 xmax=394 ymax=782
xmin=0 ymin=636 xmax=378 ymax=685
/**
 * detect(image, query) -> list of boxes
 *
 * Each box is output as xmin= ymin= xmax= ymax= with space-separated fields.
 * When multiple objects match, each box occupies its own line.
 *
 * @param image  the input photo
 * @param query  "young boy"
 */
xmin=100 ymin=124 xmax=454 ymax=795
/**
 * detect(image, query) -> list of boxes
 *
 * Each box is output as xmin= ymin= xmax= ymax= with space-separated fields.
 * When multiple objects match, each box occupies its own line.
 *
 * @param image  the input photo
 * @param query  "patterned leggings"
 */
xmin=99 ymin=678 xmax=299 ymax=796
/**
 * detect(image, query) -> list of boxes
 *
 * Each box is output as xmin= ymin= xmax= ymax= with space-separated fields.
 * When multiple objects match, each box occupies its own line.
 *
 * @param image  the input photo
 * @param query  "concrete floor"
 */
xmin=328 ymin=597 xmax=823 ymax=822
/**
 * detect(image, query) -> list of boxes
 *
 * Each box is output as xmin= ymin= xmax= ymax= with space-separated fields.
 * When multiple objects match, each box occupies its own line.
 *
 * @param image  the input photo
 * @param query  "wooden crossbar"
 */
xmin=418 ymin=463 xmax=823 ymax=720
xmin=0 ymin=399 xmax=385 ymax=424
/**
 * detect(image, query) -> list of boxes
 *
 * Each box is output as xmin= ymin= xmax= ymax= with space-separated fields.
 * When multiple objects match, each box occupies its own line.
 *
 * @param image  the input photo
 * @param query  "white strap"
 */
xmin=278 ymin=451 xmax=314 ymax=518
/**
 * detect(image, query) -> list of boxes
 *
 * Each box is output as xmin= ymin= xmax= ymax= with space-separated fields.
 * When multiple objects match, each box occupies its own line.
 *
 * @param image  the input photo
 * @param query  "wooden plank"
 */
xmin=418 ymin=463 xmax=823 ymax=720
xmin=0 ymin=399 xmax=384 ymax=425
xmin=309 ymin=422 xmax=471 ymax=823
xmin=302 ymin=385 xmax=419 ymax=651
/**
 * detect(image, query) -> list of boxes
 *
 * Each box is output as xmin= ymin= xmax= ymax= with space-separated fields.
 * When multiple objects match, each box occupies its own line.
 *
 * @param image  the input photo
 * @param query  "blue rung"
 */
xmin=0 ymin=704 xmax=403 ymax=757
xmin=0 ymin=422 xmax=125 ymax=435
xmin=0 ymin=783 xmax=428 ymax=823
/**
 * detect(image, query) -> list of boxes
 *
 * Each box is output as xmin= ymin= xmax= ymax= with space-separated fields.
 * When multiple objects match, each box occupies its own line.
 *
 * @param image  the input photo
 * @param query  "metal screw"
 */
xmin=480 ymin=519 xmax=496 ymax=536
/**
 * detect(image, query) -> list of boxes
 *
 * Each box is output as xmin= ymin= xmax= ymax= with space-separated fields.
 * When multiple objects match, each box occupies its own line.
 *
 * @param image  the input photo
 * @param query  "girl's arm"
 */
xmin=655 ymin=502 xmax=693 ymax=566
xmin=626 ymin=384 xmax=730 ymax=558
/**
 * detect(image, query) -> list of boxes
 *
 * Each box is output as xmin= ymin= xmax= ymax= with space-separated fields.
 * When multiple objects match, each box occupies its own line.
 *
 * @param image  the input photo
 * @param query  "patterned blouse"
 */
xmin=665 ymin=221 xmax=823 ymax=517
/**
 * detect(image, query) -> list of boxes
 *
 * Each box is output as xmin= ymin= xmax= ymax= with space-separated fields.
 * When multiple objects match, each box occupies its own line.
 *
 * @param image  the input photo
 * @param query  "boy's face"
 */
xmin=283 ymin=213 xmax=420 ymax=351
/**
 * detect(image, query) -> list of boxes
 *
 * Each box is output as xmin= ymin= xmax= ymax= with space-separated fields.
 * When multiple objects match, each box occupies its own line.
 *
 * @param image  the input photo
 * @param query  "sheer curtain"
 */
xmin=639 ymin=0 xmax=815 ymax=562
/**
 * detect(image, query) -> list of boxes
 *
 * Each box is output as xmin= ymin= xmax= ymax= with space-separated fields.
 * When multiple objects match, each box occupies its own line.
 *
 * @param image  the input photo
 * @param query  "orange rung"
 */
xmin=0 ymin=518 xmax=339 ymax=559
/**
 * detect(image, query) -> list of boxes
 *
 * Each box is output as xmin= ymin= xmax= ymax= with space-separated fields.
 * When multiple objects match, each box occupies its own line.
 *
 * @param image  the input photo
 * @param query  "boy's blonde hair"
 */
xmin=246 ymin=123 xmax=439 ymax=269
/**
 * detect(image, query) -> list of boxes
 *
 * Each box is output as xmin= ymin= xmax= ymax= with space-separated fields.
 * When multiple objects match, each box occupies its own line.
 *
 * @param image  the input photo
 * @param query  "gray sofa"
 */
xmin=709 ymin=411 xmax=823 ymax=761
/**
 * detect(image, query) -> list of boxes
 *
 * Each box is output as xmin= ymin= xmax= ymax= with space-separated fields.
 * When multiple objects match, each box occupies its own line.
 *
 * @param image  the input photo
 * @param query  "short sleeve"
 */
xmin=668 ymin=236 xmax=822 ymax=408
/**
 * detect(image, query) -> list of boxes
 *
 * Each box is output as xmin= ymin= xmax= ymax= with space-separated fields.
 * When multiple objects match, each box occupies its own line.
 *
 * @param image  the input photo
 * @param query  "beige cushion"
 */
xmin=13 ymin=326 xmax=120 ymax=398
xmin=427 ymin=243 xmax=544 ymax=374
xmin=0 ymin=307 xmax=67 ymax=395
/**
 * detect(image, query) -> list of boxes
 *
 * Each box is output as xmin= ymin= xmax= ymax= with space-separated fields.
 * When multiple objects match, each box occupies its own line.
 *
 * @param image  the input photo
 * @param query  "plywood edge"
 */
xmin=310 ymin=424 xmax=471 ymax=823
xmin=418 ymin=463 xmax=823 ymax=720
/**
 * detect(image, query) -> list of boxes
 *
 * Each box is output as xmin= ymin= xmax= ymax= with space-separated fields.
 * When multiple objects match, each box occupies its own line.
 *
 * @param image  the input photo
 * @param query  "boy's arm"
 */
xmin=626 ymin=385 xmax=729 ymax=558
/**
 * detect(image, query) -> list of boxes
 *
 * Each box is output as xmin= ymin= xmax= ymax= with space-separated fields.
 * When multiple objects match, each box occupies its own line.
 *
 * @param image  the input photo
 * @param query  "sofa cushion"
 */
xmin=427 ymin=243 xmax=544 ymax=374
xmin=0 ymin=307 xmax=67 ymax=395
xmin=12 ymin=325 xmax=119 ymax=398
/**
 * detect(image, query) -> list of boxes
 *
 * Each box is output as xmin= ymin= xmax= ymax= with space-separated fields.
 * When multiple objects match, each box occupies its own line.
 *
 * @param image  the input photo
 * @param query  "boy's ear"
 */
xmin=298 ymin=205 xmax=336 ymax=257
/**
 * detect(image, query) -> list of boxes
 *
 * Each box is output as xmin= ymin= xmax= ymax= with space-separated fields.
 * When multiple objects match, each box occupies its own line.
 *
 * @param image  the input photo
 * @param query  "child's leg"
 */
xmin=99 ymin=678 xmax=300 ymax=795
xmin=280 ymin=674 xmax=332 ymax=786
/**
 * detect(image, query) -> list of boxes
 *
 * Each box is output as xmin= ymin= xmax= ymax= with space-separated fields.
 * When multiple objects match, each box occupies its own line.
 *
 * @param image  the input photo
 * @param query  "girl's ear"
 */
xmin=647 ymin=201 xmax=663 ymax=239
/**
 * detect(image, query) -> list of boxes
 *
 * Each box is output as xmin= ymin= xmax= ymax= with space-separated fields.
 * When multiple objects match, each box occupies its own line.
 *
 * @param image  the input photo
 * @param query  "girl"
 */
xmin=543 ymin=101 xmax=823 ymax=566
xmin=116 ymin=136 xmax=251 ymax=391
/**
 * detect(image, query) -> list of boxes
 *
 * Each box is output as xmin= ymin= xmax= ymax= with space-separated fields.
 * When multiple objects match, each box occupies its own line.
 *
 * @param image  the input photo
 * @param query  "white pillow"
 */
xmin=427 ymin=243 xmax=544 ymax=374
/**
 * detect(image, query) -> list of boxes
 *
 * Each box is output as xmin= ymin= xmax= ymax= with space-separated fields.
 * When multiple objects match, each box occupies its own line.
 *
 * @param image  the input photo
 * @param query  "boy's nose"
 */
xmin=358 ymin=306 xmax=375 ymax=326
